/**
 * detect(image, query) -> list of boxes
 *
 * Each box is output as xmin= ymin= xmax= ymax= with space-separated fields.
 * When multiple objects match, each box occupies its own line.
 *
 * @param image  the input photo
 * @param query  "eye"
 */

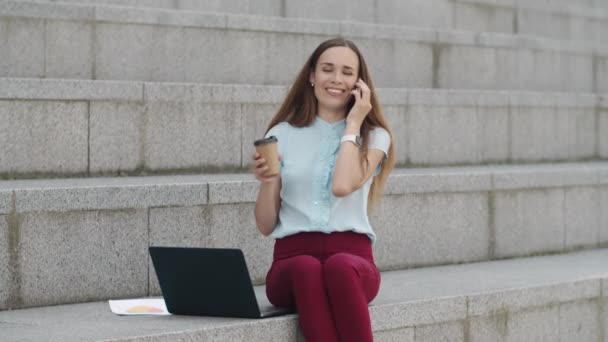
xmin=322 ymin=68 xmax=332 ymax=73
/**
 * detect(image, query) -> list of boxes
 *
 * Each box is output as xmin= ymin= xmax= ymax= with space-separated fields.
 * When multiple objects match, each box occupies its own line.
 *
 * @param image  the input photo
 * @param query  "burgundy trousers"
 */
xmin=265 ymin=231 xmax=381 ymax=342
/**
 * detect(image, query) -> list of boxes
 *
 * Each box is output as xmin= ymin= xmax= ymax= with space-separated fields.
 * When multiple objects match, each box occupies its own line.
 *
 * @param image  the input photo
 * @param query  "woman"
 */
xmin=252 ymin=37 xmax=395 ymax=342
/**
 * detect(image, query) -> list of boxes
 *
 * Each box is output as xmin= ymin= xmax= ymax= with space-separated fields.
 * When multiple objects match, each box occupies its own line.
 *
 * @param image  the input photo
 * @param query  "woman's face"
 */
xmin=310 ymin=46 xmax=360 ymax=114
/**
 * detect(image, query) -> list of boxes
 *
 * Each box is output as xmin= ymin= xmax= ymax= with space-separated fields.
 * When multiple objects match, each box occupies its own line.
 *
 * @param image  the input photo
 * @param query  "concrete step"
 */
xmin=0 ymin=162 xmax=607 ymax=310
xmin=1 ymin=78 xmax=607 ymax=179
xmin=1 ymin=1 xmax=607 ymax=92
xmin=0 ymin=248 xmax=607 ymax=341
xmin=10 ymin=0 xmax=608 ymax=45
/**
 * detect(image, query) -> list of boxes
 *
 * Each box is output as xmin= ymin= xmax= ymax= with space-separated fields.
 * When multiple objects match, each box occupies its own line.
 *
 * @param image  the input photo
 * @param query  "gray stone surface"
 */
xmin=375 ymin=327 xmax=415 ymax=342
xmin=601 ymin=187 xmax=608 ymax=245
xmin=518 ymin=9 xmax=571 ymax=42
xmin=0 ymin=17 xmax=44 ymax=78
xmin=241 ymin=104 xmax=281 ymax=170
xmin=454 ymin=2 xmax=514 ymax=33
xmin=149 ymin=206 xmax=214 ymax=295
xmin=2 ymin=0 xmax=601 ymax=90
xmin=604 ymin=297 xmax=608 ymax=342
xmin=493 ymin=189 xmax=565 ymax=257
xmin=2 ymin=79 xmax=603 ymax=174
xmin=18 ymin=209 xmax=148 ymax=308
xmin=206 ymin=203 xmax=274 ymax=284
xmin=479 ymin=106 xmax=510 ymax=163
xmin=390 ymin=42 xmax=432 ymax=88
xmin=95 ymin=23 xmax=185 ymax=83
xmin=179 ymin=0 xmax=249 ymax=13
xmin=0 ymin=101 xmax=88 ymax=175
xmin=356 ymin=38 xmax=433 ymax=89
xmin=511 ymin=107 xmax=571 ymax=161
xmin=469 ymin=314 xmax=508 ymax=342
xmin=284 ymin=0 xmax=374 ymax=23
xmin=543 ymin=52 xmax=591 ymax=92
xmin=0 ymin=190 xmax=12 ymax=215
xmin=144 ymin=102 xmax=241 ymax=170
xmin=600 ymin=167 xmax=608 ymax=185
xmin=96 ymin=21 xmax=315 ymax=85
xmin=208 ymin=178 xmax=259 ymax=204
xmin=90 ymin=101 xmax=144 ymax=173
xmin=371 ymin=193 xmax=489 ymax=268
xmin=563 ymin=107 xmax=596 ymax=159
xmin=0 ymin=248 xmax=607 ymax=337
xmin=385 ymin=167 xmax=492 ymax=195
xmin=371 ymin=298 xmax=467 ymax=331
xmin=492 ymin=163 xmax=599 ymax=190
xmin=46 ymin=20 xmax=93 ymax=79
xmin=473 ymin=303 xmax=572 ymax=341
xmin=438 ymin=46 xmax=497 ymax=90
xmin=6 ymin=0 xmax=608 ymax=46
xmin=377 ymin=0 xmax=453 ymax=28
xmin=0 ymin=0 xmax=94 ymax=21
xmin=12 ymin=177 xmax=208 ymax=213
xmin=58 ymin=0 xmax=175 ymax=9
xmin=94 ymin=5 xmax=226 ymax=29
xmin=468 ymin=279 xmax=600 ymax=317
xmin=558 ymin=300 xmax=601 ymax=341
xmin=598 ymin=58 xmax=608 ymax=93
xmin=2 ymin=162 xmax=605 ymax=211
xmin=600 ymin=110 xmax=608 ymax=158
xmin=226 ymin=13 xmax=338 ymax=36
xmin=0 ymin=216 xmax=9 ymax=309
xmin=564 ymin=187 xmax=600 ymax=249
xmin=507 ymin=306 xmax=560 ymax=342
xmin=415 ymin=321 xmax=465 ymax=342
xmin=408 ymin=105 xmax=478 ymax=164
xmin=0 ymin=78 xmax=143 ymax=101
xmin=383 ymin=106 xmax=408 ymax=165
xmin=407 ymin=104 xmax=509 ymax=165
xmin=144 ymin=83 xmax=285 ymax=104
xmin=338 ymin=22 xmax=437 ymax=42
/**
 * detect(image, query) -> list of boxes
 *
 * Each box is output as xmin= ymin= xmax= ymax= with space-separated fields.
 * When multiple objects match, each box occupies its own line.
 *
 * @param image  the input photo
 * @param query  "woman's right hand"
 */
xmin=253 ymin=152 xmax=281 ymax=183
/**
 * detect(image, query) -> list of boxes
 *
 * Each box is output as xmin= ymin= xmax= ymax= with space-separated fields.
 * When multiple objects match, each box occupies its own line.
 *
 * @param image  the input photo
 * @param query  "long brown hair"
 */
xmin=265 ymin=37 xmax=395 ymax=211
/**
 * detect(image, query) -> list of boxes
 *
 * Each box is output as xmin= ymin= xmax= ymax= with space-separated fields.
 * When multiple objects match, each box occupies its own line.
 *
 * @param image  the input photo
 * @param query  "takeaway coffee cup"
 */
xmin=254 ymin=136 xmax=280 ymax=176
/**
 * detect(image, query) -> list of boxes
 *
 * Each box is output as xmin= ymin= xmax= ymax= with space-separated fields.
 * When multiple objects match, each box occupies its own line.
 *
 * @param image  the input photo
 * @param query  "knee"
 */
xmin=288 ymin=255 xmax=322 ymax=273
xmin=323 ymin=253 xmax=357 ymax=281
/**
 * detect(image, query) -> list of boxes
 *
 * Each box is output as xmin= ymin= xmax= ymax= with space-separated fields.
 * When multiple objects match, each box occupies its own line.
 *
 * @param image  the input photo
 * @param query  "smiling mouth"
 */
xmin=325 ymin=88 xmax=345 ymax=96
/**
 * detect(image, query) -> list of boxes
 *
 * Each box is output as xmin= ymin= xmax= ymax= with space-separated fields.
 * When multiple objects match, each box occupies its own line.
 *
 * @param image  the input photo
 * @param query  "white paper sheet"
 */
xmin=108 ymin=298 xmax=171 ymax=316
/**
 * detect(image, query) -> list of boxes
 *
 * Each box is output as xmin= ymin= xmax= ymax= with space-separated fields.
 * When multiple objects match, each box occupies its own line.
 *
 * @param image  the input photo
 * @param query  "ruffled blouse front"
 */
xmin=264 ymin=116 xmax=390 ymax=244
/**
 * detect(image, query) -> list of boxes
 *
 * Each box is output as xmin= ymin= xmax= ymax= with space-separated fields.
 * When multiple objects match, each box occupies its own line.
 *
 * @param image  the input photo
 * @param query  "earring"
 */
xmin=311 ymin=82 xmax=314 ymax=87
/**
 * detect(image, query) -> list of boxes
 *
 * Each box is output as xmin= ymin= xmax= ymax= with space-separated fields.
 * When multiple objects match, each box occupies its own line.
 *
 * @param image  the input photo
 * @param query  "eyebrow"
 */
xmin=320 ymin=62 xmax=355 ymax=70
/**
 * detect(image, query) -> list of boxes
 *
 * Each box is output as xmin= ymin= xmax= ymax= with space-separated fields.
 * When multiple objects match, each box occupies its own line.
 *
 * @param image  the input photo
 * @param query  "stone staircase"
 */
xmin=0 ymin=0 xmax=607 ymax=341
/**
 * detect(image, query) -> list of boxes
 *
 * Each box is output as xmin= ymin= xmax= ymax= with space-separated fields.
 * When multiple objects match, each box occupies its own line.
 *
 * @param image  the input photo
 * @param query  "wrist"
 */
xmin=344 ymin=121 xmax=362 ymax=134
xmin=260 ymin=175 xmax=281 ymax=185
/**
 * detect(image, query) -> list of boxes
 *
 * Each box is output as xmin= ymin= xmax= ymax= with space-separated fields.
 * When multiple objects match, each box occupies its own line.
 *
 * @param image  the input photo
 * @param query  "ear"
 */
xmin=309 ymin=71 xmax=315 ymax=84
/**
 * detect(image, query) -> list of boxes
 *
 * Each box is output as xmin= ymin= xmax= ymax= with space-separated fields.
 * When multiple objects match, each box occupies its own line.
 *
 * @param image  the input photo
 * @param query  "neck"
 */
xmin=317 ymin=107 xmax=346 ymax=124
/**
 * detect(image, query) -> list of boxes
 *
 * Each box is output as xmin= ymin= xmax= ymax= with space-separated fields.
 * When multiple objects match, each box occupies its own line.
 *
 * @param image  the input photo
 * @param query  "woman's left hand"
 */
xmin=346 ymin=78 xmax=372 ymax=127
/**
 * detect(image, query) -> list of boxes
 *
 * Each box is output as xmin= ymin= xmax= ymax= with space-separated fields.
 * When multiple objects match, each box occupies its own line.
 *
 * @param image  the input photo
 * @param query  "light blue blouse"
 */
xmin=265 ymin=116 xmax=391 ymax=244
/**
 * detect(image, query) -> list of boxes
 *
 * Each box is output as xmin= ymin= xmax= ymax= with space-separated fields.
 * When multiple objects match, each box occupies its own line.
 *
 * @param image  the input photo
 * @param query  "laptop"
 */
xmin=149 ymin=246 xmax=295 ymax=319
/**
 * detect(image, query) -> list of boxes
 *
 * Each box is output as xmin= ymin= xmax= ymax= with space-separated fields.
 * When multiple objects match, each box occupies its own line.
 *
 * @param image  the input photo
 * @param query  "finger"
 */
xmin=362 ymin=87 xmax=371 ymax=103
xmin=351 ymin=89 xmax=361 ymax=101
xmin=254 ymin=156 xmax=265 ymax=165
xmin=357 ymin=79 xmax=369 ymax=91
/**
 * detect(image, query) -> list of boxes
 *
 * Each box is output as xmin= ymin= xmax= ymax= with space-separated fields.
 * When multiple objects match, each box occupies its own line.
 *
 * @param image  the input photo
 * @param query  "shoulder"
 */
xmin=265 ymin=122 xmax=291 ymax=138
xmin=368 ymin=126 xmax=391 ymax=155
xmin=368 ymin=126 xmax=390 ymax=145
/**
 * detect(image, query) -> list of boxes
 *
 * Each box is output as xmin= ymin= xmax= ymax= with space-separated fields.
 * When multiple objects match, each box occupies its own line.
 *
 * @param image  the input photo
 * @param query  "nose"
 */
xmin=331 ymin=71 xmax=343 ymax=84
